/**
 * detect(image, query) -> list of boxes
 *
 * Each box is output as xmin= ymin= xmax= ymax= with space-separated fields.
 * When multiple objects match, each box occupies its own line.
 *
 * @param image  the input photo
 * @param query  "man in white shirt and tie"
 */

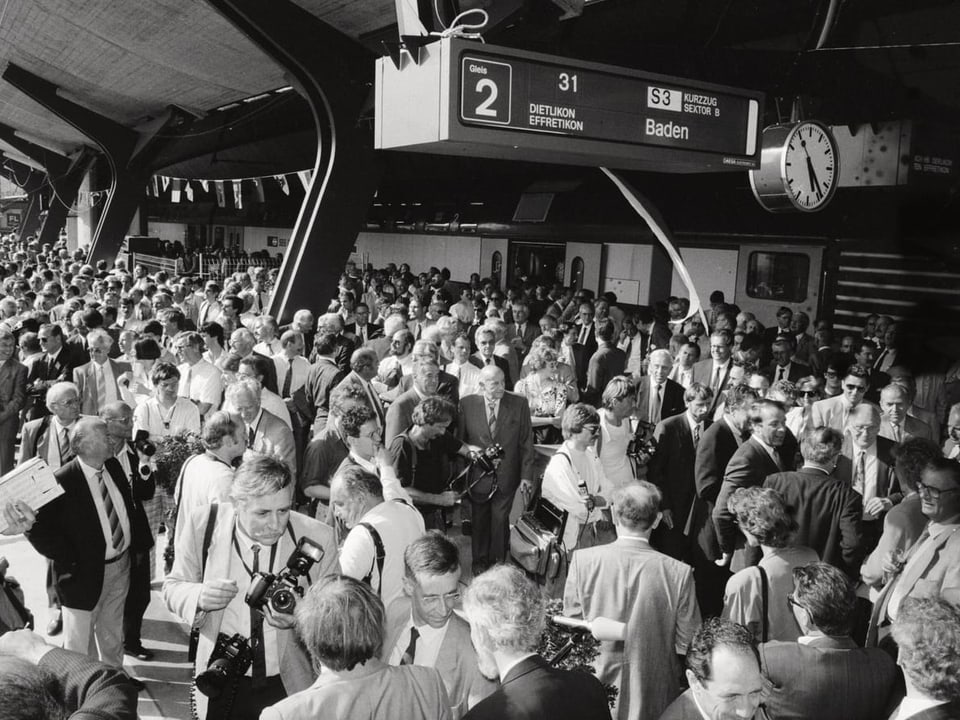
xmin=173 ymin=331 xmax=223 ymax=421
xmin=446 ymin=334 xmax=482 ymax=398
xmin=254 ymin=316 xmax=284 ymax=357
xmin=880 ymin=383 xmax=934 ymax=444
xmin=768 ymin=338 xmax=809 ymax=384
xmin=811 ymin=365 xmax=870 ymax=433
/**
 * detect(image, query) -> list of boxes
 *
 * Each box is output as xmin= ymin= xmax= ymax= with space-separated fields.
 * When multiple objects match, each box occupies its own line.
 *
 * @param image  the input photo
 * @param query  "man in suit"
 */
xmin=280 ymin=308 xmax=316 ymax=360
xmin=689 ymin=385 xmax=759 ymax=617
xmin=314 ymin=312 xmax=355 ymax=372
xmin=789 ymin=311 xmax=815 ymax=366
xmin=25 ymin=323 xmax=83 ymax=420
xmin=868 ymin=456 xmax=960 ymax=647
xmin=714 ymin=399 xmax=798 ymax=571
xmin=384 ymin=532 xmax=496 ymax=719
xmin=692 ymin=330 xmax=734 ymax=414
xmin=557 ymin=322 xmax=589 ymax=392
xmin=72 ymin=330 xmax=131 ymax=416
xmin=572 ymin=301 xmax=599 ymax=359
xmin=385 ymin=359 xmax=442 ymax=446
xmin=227 ymin=377 xmax=297 ymax=477
xmin=0 ymin=327 xmax=26 ymax=474
xmin=658 ymin=618 xmax=766 ymax=720
xmin=457 ymin=365 xmax=534 ymax=574
xmin=469 ymin=326 xmax=512 ymax=389
xmin=880 ymin=383 xmax=934 ymax=444
xmin=336 ymin=347 xmax=388 ymax=435
xmin=565 ymin=483 xmax=700 ymax=720
xmin=766 ymin=337 xmax=810 ymax=384
xmin=648 ymin=382 xmax=713 ymax=560
xmin=394 ymin=340 xmax=460 ymax=407
xmin=636 ymin=349 xmax=686 ymax=426
xmin=764 ymin=427 xmax=865 ymax=578
xmin=344 ymin=302 xmax=382 ymax=346
xmin=762 ymin=306 xmax=793 ymax=348
xmin=0 ymin=631 xmax=138 ymax=718
xmin=509 ymin=301 xmax=538 ymax=362
xmin=810 ymin=363 xmax=871 ymax=433
xmin=99 ymin=401 xmax=156 ymax=663
xmin=835 ymin=403 xmax=900 ymax=553
xmin=463 ymin=564 xmax=611 ymax=720
xmin=19 ymin=418 xmax=147 ymax=671
xmin=889 ymin=597 xmax=960 ymax=720
xmin=164 ymin=454 xmax=338 ymax=720
xmin=637 ymin=306 xmax=671 ymax=356
xmin=585 ymin=318 xmax=626 ymax=406
xmin=305 ymin=331 xmax=346 ymax=437
xmin=759 ymin=563 xmax=899 ymax=720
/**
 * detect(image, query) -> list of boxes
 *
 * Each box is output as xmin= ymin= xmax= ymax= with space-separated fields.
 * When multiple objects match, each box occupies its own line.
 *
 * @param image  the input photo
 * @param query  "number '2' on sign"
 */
xmin=461 ymin=57 xmax=513 ymax=125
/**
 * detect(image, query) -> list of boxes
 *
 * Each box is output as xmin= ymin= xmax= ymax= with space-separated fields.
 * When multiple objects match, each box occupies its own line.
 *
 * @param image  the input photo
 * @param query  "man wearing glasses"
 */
xmin=811 ymin=364 xmax=871 ymax=433
xmin=25 ymin=323 xmax=83 ymax=421
xmin=868 ymin=456 xmax=960 ymax=647
xmin=384 ymin=532 xmax=495 ymax=719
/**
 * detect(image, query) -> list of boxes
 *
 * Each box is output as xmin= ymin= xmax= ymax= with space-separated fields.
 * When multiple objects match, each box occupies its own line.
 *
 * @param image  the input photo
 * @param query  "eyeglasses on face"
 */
xmin=844 ymin=384 xmax=867 ymax=392
xmin=916 ymin=482 xmax=960 ymax=501
xmin=581 ymin=424 xmax=600 ymax=436
xmin=420 ymin=588 xmax=462 ymax=608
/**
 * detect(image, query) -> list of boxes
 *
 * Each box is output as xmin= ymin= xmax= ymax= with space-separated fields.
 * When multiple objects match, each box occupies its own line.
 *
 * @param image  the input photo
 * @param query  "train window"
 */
xmin=570 ymin=256 xmax=585 ymax=291
xmin=491 ymin=251 xmax=502 ymax=288
xmin=746 ymin=252 xmax=809 ymax=302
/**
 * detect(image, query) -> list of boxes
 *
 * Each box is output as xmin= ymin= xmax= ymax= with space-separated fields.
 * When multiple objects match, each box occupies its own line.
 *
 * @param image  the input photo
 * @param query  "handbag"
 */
xmin=510 ymin=495 xmax=567 ymax=580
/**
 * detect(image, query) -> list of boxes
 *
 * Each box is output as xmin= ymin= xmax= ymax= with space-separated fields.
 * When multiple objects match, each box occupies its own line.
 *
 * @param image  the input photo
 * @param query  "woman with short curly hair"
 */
xmin=721 ymin=486 xmax=818 ymax=643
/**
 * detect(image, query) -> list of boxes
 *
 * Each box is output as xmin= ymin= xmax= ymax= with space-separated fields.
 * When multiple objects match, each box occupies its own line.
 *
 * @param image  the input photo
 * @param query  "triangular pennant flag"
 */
xmin=215 ymin=180 xmax=226 ymax=207
xmin=151 ymin=176 xmax=159 ymax=197
xmin=161 ymin=176 xmax=170 ymax=192
xmin=200 ymin=179 xmax=209 ymax=193
xmin=253 ymin=178 xmax=265 ymax=203
xmin=171 ymin=178 xmax=182 ymax=203
xmin=296 ymin=170 xmax=312 ymax=192
xmin=276 ymin=175 xmax=290 ymax=196
xmin=233 ymin=180 xmax=243 ymax=209
xmin=184 ymin=181 xmax=194 ymax=202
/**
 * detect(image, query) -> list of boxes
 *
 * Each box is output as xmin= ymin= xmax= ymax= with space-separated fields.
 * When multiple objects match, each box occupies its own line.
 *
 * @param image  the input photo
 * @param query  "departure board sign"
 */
xmin=376 ymin=38 xmax=763 ymax=173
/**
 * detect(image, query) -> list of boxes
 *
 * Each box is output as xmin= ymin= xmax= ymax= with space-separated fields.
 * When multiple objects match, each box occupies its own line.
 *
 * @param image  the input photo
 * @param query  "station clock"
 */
xmin=749 ymin=121 xmax=839 ymax=212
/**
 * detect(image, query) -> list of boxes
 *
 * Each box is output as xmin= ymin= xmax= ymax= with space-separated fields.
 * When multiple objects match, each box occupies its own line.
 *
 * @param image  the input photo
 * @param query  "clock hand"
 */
xmin=806 ymin=155 xmax=822 ymax=201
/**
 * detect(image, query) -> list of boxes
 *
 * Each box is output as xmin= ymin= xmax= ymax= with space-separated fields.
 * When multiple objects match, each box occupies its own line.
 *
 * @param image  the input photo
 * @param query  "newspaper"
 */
xmin=0 ymin=457 xmax=63 ymax=534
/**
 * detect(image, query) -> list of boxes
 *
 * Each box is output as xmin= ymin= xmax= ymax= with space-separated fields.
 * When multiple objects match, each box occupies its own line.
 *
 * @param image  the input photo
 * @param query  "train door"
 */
xmin=564 ymin=242 xmax=603 ymax=294
xmin=508 ymin=242 xmax=565 ymax=288
xmin=734 ymin=243 xmax=824 ymax=327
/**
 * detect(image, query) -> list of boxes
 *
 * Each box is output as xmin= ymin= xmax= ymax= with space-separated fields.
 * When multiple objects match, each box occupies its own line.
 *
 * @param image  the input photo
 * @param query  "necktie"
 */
xmin=485 ymin=357 xmax=493 ymax=367
xmin=58 ymin=425 xmax=71 ymax=466
xmin=854 ymin=452 xmax=865 ymax=494
xmin=400 ymin=626 xmax=420 ymax=666
xmin=579 ymin=325 xmax=589 ymax=345
xmin=96 ymin=469 xmax=124 ymax=552
xmin=712 ymin=366 xmax=722 ymax=392
xmin=488 ymin=401 xmax=497 ymax=435
xmin=281 ymin=364 xmax=293 ymax=398
xmin=776 ymin=366 xmax=784 ymax=382
xmin=651 ymin=384 xmax=662 ymax=424
xmin=250 ymin=544 xmax=266 ymax=681
xmin=772 ymin=448 xmax=783 ymax=472
xmin=874 ymin=349 xmax=887 ymax=370
xmin=892 ymin=423 xmax=901 ymax=443
xmin=247 ymin=425 xmax=256 ymax=449
xmin=693 ymin=424 xmax=701 ymax=446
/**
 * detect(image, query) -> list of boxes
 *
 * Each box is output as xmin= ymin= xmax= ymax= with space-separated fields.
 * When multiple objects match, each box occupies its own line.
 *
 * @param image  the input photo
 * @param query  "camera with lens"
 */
xmin=195 ymin=633 xmax=253 ymax=698
xmin=245 ymin=537 xmax=325 ymax=615
xmin=470 ymin=443 xmax=504 ymax=475
xmin=132 ymin=429 xmax=156 ymax=457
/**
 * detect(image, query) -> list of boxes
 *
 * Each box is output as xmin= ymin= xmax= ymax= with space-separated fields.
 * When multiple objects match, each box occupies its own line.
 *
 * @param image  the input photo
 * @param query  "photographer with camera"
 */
xmin=163 ymin=454 xmax=338 ymax=720
xmin=100 ymin=401 xmax=157 ymax=665
xmin=389 ymin=396 xmax=479 ymax=531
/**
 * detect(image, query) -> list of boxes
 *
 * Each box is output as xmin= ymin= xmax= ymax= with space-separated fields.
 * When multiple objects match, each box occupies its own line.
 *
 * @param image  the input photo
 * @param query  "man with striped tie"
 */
xmin=21 ymin=417 xmax=149 ymax=673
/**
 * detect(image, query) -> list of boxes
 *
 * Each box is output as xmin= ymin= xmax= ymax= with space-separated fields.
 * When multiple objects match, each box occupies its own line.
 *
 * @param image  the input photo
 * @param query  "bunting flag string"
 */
xmin=215 ymin=180 xmax=226 ymax=208
xmin=148 ymin=174 xmax=292 ymax=204
xmin=296 ymin=170 xmax=312 ymax=193
xmin=171 ymin=178 xmax=182 ymax=203
xmin=233 ymin=180 xmax=243 ymax=209
xmin=184 ymin=181 xmax=194 ymax=202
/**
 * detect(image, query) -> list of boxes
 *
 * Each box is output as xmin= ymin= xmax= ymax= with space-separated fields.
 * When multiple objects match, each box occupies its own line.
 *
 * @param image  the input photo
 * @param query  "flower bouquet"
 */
xmin=152 ymin=431 xmax=204 ymax=496
xmin=538 ymin=599 xmax=618 ymax=708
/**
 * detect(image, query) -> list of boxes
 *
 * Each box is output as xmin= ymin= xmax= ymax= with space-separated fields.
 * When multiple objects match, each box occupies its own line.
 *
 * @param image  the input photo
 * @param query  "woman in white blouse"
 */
xmin=541 ymin=404 xmax=615 ymax=592
xmin=133 ymin=361 xmax=201 ymax=439
xmin=597 ymin=375 xmax=637 ymax=494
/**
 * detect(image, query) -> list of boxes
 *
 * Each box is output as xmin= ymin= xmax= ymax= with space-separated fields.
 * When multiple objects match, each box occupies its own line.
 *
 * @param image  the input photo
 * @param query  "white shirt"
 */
xmin=339 ymin=499 xmax=425 ymax=607
xmin=773 ymin=363 xmax=792 ymax=383
xmin=388 ymin=615 xmax=450 ymax=668
xmin=850 ymin=443 xmax=880 ymax=517
xmin=223 ymin=390 xmax=292 ymax=430
xmin=272 ymin=354 xmax=311 ymax=397
xmin=887 ymin=523 xmax=960 ymax=620
xmin=133 ymin=397 xmax=202 ymax=439
xmin=92 ymin=360 xmax=119 ymax=404
xmin=542 ymin=443 xmax=604 ymax=549
xmin=178 ymin=359 xmax=223 ymax=419
xmin=78 ymin=458 xmax=132 ymax=560
xmin=445 ymin=361 xmax=481 ymax=398
xmin=173 ymin=453 xmax=235 ymax=538
xmin=894 ymin=697 xmax=948 ymax=720
xmin=220 ymin=522 xmax=281 ymax=678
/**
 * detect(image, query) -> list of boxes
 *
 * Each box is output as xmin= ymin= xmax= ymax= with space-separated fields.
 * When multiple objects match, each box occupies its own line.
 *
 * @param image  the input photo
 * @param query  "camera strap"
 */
xmin=359 ymin=522 xmax=386 ymax=597
xmin=231 ymin=526 xmax=281 ymax=578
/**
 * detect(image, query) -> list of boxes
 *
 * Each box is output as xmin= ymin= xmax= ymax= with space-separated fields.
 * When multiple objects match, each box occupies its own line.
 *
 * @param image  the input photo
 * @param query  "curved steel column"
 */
xmin=203 ymin=0 xmax=380 ymax=323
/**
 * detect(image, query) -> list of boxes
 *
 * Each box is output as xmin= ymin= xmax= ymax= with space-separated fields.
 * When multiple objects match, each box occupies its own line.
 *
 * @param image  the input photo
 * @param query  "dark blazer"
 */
xmin=26 ymin=457 xmax=148 ymax=611
xmin=836 ymin=435 xmax=900 ymax=550
xmin=462 ymin=655 xmax=611 ymax=720
xmin=690 ymin=419 xmax=742 ymax=560
xmin=344 ymin=322 xmax=383 ymax=345
xmin=659 ymin=688 xmax=767 ymax=720
xmin=572 ymin=321 xmax=599 ymax=358
xmin=759 ymin=635 xmax=901 ymax=720
xmin=119 ymin=445 xmax=156 ymax=552
xmin=457 ymin=392 xmax=534 ymax=496
xmin=765 ymin=360 xmax=811 ymax=384
xmin=649 ymin=413 xmax=710 ymax=559
xmin=889 ymin=699 xmax=960 ymax=720
xmin=398 ymin=370 xmax=460 ymax=406
xmin=714 ymin=433 xmax=799 ymax=560
xmin=635 ymin=377 xmax=686 ymax=425
xmin=39 ymin=647 xmax=138 ymax=719
xmin=763 ymin=467 xmax=865 ymax=578
xmin=305 ymin=357 xmax=346 ymax=433
xmin=0 ymin=357 xmax=27 ymax=438
xmin=469 ymin=353 xmax=512 ymax=388
xmin=385 ymin=387 xmax=423 ymax=447
xmin=25 ymin=347 xmax=82 ymax=418
xmin=585 ymin=343 xmax=626 ymax=406
xmin=252 ymin=350 xmax=280 ymax=395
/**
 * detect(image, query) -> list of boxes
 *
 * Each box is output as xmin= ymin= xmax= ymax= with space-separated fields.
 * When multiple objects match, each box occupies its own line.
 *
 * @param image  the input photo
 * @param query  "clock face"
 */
xmin=782 ymin=122 xmax=838 ymax=211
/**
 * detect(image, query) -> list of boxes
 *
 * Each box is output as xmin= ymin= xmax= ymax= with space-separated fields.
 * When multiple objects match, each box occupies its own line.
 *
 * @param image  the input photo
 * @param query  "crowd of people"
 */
xmin=0 ymin=234 xmax=958 ymax=720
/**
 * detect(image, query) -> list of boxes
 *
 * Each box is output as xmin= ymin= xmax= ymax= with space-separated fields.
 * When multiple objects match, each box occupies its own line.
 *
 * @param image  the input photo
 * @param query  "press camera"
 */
xmin=195 ymin=633 xmax=253 ymax=698
xmin=245 ymin=537 xmax=324 ymax=614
